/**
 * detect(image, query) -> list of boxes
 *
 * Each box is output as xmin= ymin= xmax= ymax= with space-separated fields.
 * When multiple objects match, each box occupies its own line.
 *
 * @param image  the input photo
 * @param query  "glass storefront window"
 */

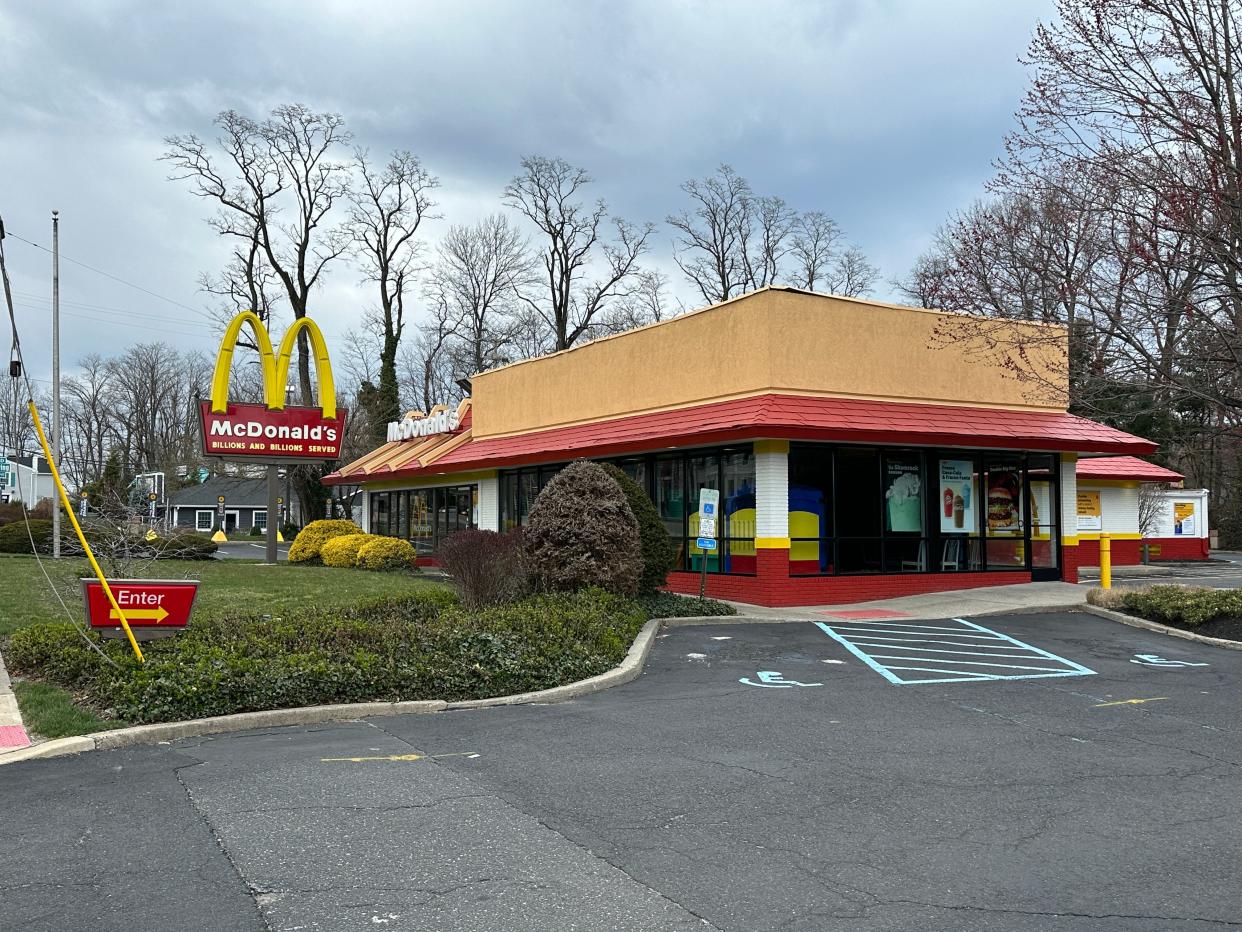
xmin=787 ymin=446 xmax=1059 ymax=577
xmin=985 ymin=457 xmax=1025 ymax=569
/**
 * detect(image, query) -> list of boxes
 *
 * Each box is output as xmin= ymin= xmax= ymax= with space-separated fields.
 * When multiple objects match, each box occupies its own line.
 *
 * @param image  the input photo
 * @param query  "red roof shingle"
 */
xmin=326 ymin=393 xmax=1157 ymax=484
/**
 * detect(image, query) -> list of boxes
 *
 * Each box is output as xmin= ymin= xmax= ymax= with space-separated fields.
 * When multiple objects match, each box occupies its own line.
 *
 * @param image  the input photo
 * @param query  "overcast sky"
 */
xmin=0 ymin=0 xmax=1054 ymax=386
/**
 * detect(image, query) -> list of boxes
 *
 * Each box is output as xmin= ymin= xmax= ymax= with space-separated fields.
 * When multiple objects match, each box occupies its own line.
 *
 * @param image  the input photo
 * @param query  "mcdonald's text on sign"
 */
xmin=200 ymin=401 xmax=346 ymax=460
xmin=201 ymin=310 xmax=346 ymax=462
xmin=82 ymin=579 xmax=199 ymax=631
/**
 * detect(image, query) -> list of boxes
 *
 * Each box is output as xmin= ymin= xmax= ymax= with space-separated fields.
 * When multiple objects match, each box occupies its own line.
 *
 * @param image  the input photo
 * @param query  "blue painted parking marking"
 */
xmin=813 ymin=617 xmax=1096 ymax=685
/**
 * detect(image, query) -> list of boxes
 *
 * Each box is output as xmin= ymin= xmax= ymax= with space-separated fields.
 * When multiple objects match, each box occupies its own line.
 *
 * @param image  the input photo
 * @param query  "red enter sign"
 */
xmin=81 ymin=579 xmax=200 ymax=629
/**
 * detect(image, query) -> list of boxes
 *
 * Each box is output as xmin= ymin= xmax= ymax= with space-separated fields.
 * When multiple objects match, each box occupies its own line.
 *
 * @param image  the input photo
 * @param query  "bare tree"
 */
xmin=823 ymin=247 xmax=879 ymax=297
xmin=667 ymin=164 xmax=754 ymax=304
xmin=163 ymin=104 xmax=354 ymax=521
xmin=348 ymin=149 xmax=439 ymax=442
xmin=790 ymin=211 xmax=843 ymax=291
xmin=429 ymin=214 xmax=533 ymax=377
xmin=504 ymin=155 xmax=653 ymax=350
xmin=198 ymin=221 xmax=284 ymax=340
xmin=599 ymin=268 xmax=674 ymax=332
xmin=744 ymin=195 xmax=797 ymax=289
xmin=163 ymin=104 xmax=353 ymax=406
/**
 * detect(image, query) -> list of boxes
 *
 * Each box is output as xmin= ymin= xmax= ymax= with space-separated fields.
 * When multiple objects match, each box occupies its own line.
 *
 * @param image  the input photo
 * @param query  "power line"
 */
xmin=5 ymin=229 xmax=218 ymax=325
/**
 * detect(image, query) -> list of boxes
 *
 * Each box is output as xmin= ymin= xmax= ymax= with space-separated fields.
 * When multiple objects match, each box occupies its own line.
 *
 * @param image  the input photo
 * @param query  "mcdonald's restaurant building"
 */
xmin=325 ymin=288 xmax=1164 ymax=607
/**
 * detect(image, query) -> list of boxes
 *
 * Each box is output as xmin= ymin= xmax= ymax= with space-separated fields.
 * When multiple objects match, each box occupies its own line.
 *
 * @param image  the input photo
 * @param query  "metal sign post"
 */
xmin=696 ymin=488 xmax=720 ymax=600
xmin=147 ymin=491 xmax=157 ymax=522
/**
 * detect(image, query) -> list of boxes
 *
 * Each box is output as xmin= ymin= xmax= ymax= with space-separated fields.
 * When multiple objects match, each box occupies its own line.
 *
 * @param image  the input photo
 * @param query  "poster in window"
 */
xmin=938 ymin=459 xmax=977 ymax=534
xmin=885 ymin=459 xmax=922 ymax=532
xmin=1174 ymin=502 xmax=1196 ymax=536
xmin=987 ymin=469 xmax=1022 ymax=533
xmin=1076 ymin=490 xmax=1102 ymax=531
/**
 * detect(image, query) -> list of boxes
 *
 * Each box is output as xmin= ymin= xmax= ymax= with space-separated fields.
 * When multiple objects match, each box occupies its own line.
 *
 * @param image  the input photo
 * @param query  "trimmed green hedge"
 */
xmin=1105 ymin=585 xmax=1242 ymax=627
xmin=636 ymin=591 xmax=737 ymax=618
xmin=5 ymin=588 xmax=645 ymax=724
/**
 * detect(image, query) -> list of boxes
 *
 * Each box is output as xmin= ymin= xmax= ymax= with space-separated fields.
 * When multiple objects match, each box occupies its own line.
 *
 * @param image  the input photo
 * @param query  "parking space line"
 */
xmin=813 ymin=618 xmax=1096 ymax=686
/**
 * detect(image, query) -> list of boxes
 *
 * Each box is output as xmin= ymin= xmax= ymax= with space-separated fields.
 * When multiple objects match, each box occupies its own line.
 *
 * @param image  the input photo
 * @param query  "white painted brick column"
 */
xmin=1060 ymin=454 xmax=1077 ymax=542
xmin=754 ymin=440 xmax=789 ymax=546
xmin=476 ymin=474 xmax=500 ymax=532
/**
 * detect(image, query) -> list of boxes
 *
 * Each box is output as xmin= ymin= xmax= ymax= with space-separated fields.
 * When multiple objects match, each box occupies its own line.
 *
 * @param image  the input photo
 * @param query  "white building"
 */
xmin=1 ymin=454 xmax=55 ymax=505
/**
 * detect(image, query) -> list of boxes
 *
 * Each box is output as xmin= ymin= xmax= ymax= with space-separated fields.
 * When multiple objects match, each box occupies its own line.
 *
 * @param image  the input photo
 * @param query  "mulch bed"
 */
xmin=1128 ymin=612 xmax=1242 ymax=642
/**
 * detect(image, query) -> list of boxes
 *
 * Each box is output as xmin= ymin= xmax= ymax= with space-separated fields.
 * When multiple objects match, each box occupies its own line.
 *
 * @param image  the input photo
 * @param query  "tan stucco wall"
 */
xmin=470 ymin=288 xmax=1068 ymax=438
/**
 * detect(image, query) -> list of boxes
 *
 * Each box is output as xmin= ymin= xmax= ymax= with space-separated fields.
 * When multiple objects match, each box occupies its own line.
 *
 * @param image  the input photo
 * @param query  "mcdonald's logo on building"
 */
xmin=198 ymin=311 xmax=349 ymax=462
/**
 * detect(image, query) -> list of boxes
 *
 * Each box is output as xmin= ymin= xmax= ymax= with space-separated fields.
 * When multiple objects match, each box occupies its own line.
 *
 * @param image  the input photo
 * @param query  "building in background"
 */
xmin=327 ymin=288 xmax=1161 ymax=606
xmin=1 ymin=454 xmax=55 ymax=505
xmin=168 ymin=476 xmax=273 ymax=535
xmin=1074 ymin=457 xmax=1210 ymax=563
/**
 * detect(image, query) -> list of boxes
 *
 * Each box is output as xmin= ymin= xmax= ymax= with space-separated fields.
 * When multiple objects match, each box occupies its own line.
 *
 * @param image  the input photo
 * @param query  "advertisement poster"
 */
xmin=885 ymin=459 xmax=922 ymax=532
xmin=938 ymin=459 xmax=977 ymax=534
xmin=987 ymin=469 xmax=1022 ymax=533
xmin=1076 ymin=491 xmax=1102 ymax=531
xmin=1174 ymin=502 xmax=1196 ymax=536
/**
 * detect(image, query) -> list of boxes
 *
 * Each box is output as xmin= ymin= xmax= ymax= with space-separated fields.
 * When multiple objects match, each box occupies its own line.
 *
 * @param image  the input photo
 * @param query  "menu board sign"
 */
xmin=938 ymin=459 xmax=977 ymax=533
xmin=885 ymin=459 xmax=922 ymax=532
xmin=987 ymin=469 xmax=1022 ymax=533
xmin=1076 ymin=491 xmax=1102 ymax=531
xmin=1174 ymin=502 xmax=1196 ymax=535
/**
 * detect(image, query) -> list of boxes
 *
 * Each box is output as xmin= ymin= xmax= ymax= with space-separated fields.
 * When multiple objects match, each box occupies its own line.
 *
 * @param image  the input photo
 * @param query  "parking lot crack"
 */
xmin=870 ymin=898 xmax=1239 ymax=926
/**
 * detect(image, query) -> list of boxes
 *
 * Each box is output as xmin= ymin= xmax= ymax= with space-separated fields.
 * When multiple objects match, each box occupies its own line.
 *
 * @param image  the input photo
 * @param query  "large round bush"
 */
xmin=357 ymin=536 xmax=417 ymax=571
xmin=524 ymin=460 xmax=641 ymax=596
xmin=288 ymin=519 xmax=363 ymax=564
xmin=601 ymin=464 xmax=677 ymax=593
xmin=320 ymin=533 xmax=376 ymax=567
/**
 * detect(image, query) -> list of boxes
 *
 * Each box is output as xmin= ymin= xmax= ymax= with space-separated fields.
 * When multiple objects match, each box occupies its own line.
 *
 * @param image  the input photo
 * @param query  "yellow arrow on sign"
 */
xmin=110 ymin=606 xmax=169 ymax=623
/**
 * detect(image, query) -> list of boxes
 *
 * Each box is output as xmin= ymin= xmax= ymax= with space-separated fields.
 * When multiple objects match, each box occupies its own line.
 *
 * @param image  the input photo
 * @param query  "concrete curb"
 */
xmin=662 ymin=614 xmax=802 ymax=627
xmin=1080 ymin=604 xmax=1242 ymax=651
xmin=0 ymin=619 xmax=663 ymax=767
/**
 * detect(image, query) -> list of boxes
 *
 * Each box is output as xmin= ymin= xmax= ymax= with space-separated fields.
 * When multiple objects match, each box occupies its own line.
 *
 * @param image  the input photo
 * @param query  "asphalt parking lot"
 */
xmin=3 ymin=610 xmax=1240 ymax=931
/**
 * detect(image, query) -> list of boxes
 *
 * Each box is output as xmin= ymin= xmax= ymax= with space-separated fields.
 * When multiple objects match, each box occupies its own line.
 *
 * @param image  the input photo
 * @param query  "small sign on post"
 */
xmin=697 ymin=488 xmax=720 ymax=599
xmin=79 ymin=491 xmax=88 ymax=517
xmin=81 ymin=578 xmax=199 ymax=639
xmin=148 ymin=491 xmax=157 ymax=520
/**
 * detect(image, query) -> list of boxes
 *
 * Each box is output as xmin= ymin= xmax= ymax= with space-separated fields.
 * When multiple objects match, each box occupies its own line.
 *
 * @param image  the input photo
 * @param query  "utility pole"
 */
xmin=51 ymin=210 xmax=61 ymax=559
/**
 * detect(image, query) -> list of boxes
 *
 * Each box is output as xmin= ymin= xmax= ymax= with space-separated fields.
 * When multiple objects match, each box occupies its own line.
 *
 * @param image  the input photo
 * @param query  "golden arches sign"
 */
xmin=210 ymin=311 xmax=338 ymax=419
xmin=200 ymin=312 xmax=346 ymax=462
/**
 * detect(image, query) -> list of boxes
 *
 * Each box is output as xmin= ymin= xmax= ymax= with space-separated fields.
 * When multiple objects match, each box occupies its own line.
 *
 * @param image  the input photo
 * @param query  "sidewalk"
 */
xmin=725 ymin=581 xmax=1086 ymax=621
xmin=0 ymin=650 xmax=31 ymax=752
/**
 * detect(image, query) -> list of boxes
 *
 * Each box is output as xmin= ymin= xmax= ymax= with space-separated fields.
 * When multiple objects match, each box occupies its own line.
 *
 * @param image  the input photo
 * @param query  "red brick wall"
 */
xmin=1074 ymin=537 xmax=1208 ymax=566
xmin=664 ymin=547 xmax=1032 ymax=606
xmin=1061 ymin=544 xmax=1081 ymax=584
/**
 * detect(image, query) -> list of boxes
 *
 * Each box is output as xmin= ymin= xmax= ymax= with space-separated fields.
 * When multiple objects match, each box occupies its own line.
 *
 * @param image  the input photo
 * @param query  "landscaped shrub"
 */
xmin=524 ymin=460 xmax=642 ymax=596
xmin=154 ymin=531 xmax=218 ymax=560
xmin=6 ymin=587 xmax=645 ymax=724
xmin=288 ymin=519 xmax=363 ymax=564
xmin=1109 ymin=585 xmax=1242 ymax=627
xmin=0 ymin=519 xmax=52 ymax=554
xmin=0 ymin=503 xmax=26 ymax=527
xmin=602 ymin=464 xmax=677 ymax=593
xmin=635 ymin=591 xmax=737 ymax=618
xmin=320 ymin=533 xmax=376 ymax=567
xmin=436 ymin=528 xmax=526 ymax=608
xmin=357 ymin=536 xmax=417 ymax=571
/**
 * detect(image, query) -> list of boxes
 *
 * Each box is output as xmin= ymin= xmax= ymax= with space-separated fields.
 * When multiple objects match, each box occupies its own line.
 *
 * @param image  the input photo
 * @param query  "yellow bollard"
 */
xmin=1099 ymin=533 xmax=1112 ymax=590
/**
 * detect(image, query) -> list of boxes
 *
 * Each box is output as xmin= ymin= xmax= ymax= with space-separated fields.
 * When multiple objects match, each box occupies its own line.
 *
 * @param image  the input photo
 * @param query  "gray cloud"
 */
xmin=0 ymin=0 xmax=1054 ymax=384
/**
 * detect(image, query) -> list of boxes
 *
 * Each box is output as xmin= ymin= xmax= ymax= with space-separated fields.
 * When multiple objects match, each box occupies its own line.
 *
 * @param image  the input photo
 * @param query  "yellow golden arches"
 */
xmin=273 ymin=317 xmax=337 ymax=419
xmin=210 ymin=311 xmax=278 ymax=414
xmin=209 ymin=312 xmax=338 ymax=419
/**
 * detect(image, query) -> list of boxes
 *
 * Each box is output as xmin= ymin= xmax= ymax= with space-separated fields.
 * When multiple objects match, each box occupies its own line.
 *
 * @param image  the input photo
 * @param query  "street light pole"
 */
xmin=51 ymin=210 xmax=60 ymax=559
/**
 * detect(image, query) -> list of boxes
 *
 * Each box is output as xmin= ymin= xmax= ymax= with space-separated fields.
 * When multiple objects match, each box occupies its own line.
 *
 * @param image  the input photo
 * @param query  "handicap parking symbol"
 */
xmin=739 ymin=670 xmax=823 ymax=688
xmin=1130 ymin=653 xmax=1210 ymax=668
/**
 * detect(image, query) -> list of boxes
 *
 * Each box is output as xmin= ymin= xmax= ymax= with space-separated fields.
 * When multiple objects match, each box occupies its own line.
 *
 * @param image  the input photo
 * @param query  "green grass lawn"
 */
xmin=12 ymin=680 xmax=115 ymax=739
xmin=0 ymin=554 xmax=444 ymax=636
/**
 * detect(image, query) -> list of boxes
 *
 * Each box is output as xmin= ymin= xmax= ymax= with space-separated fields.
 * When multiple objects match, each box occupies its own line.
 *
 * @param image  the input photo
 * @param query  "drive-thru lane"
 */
xmin=2 ymin=610 xmax=1240 ymax=931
